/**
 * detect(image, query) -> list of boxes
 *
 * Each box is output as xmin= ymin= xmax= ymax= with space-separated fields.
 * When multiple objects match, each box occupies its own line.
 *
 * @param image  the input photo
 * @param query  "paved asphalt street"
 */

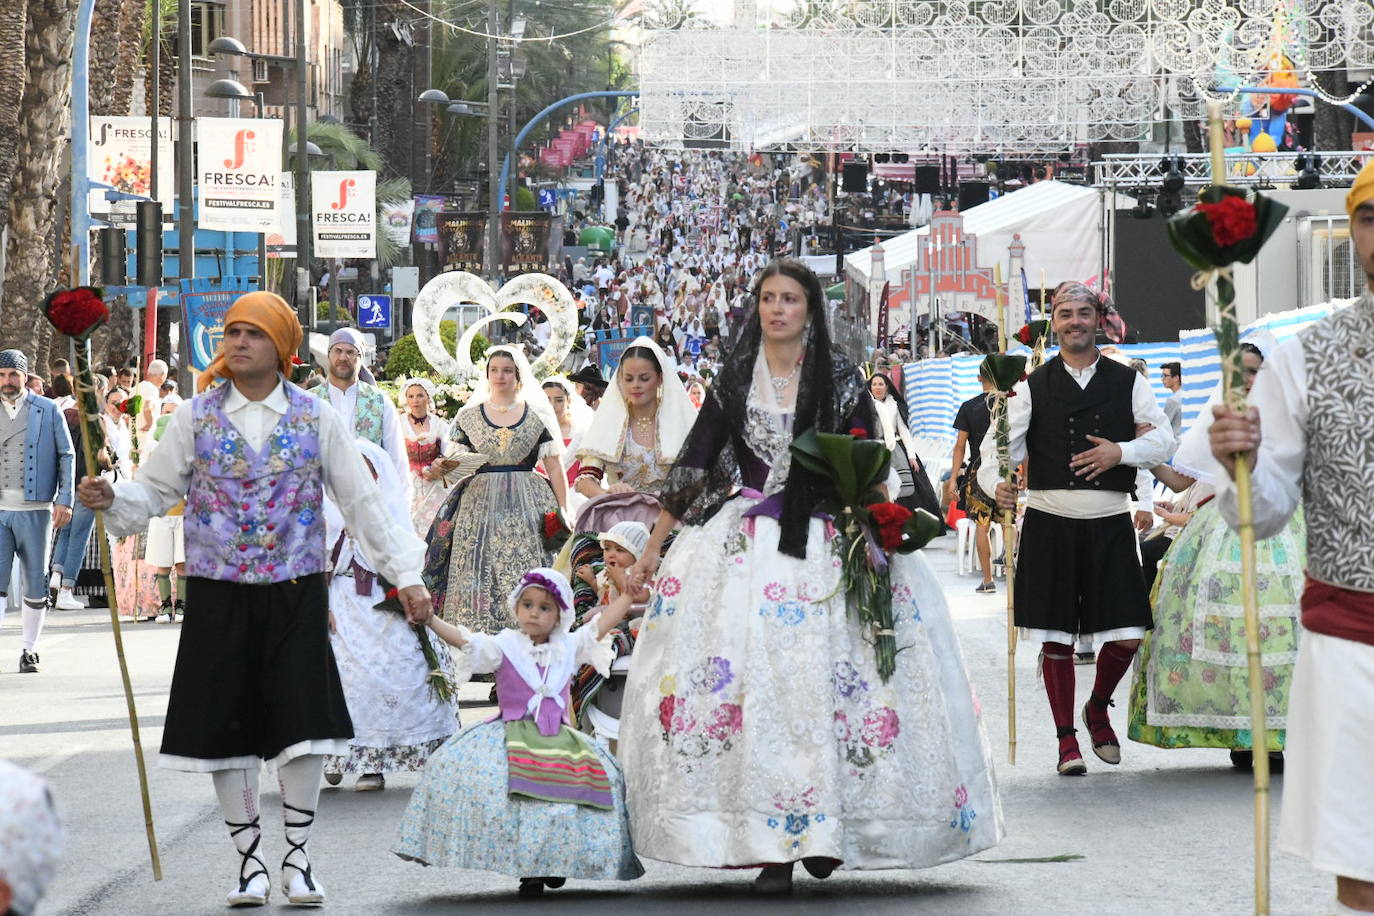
xmin=2 ymin=538 xmax=1333 ymax=915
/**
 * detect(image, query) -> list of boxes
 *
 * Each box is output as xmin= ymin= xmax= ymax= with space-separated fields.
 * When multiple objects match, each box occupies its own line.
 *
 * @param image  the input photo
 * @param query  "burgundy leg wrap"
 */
xmin=1091 ymin=640 xmax=1138 ymax=704
xmin=1041 ymin=642 xmax=1076 ymax=734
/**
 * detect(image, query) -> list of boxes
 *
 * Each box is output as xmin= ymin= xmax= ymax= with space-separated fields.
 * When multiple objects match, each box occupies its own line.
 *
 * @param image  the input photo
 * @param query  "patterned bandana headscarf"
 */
xmin=328 ymin=327 xmax=376 ymax=384
xmin=1051 ymin=281 xmax=1128 ymax=345
xmin=0 ymin=349 xmax=29 ymax=374
xmin=0 ymin=760 xmax=64 ymax=916
xmin=198 ymin=292 xmax=302 ymax=392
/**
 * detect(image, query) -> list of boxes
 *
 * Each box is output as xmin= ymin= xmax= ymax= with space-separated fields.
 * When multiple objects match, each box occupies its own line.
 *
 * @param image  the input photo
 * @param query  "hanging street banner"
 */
xmin=412 ymin=195 xmax=447 ymax=245
xmin=196 ymin=117 xmax=283 ymax=232
xmin=500 ymin=212 xmax=553 ymax=274
xmin=312 ymin=170 xmax=377 ymax=259
xmin=88 ymin=116 xmax=175 ymax=226
xmin=436 ymin=211 xmax=486 ymax=274
xmin=180 ymin=276 xmax=259 ymax=371
xmin=266 ymin=172 xmax=296 ymax=259
xmin=382 ymin=199 xmax=416 ymax=247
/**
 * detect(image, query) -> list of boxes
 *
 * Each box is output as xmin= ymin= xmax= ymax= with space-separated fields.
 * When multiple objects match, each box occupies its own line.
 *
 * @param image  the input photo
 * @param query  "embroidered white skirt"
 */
xmin=619 ymin=495 xmax=1003 ymax=869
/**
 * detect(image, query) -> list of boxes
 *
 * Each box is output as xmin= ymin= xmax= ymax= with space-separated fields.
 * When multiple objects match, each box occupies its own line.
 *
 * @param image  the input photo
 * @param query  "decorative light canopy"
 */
xmin=636 ymin=0 xmax=1374 ymax=152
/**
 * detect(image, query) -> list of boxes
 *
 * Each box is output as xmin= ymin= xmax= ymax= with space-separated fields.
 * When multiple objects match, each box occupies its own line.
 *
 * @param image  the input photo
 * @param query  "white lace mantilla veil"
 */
xmin=1170 ymin=329 xmax=1278 ymax=486
xmin=542 ymin=375 xmax=594 ymax=439
xmin=467 ymin=344 xmax=565 ymax=460
xmin=324 ymin=437 xmax=412 ymax=569
xmin=576 ymin=335 xmax=696 ymax=466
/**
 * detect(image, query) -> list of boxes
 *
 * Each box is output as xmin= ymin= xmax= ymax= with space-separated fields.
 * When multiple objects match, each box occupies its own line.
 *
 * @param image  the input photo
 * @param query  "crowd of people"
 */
xmin=4 ymin=158 xmax=1374 ymax=916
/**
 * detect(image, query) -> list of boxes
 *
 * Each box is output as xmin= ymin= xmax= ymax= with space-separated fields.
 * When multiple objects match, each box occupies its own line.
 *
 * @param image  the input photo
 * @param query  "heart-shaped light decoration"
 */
xmin=411 ymin=271 xmax=579 ymax=382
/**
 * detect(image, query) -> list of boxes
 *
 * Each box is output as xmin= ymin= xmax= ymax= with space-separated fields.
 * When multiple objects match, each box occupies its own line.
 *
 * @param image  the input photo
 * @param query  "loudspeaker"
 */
xmin=842 ymin=161 xmax=869 ymax=193
xmin=135 ymin=201 xmax=163 ymax=287
xmin=914 ymin=165 xmax=940 ymax=195
xmin=98 ymin=228 xmax=127 ymax=286
xmin=957 ymin=181 xmax=990 ymax=210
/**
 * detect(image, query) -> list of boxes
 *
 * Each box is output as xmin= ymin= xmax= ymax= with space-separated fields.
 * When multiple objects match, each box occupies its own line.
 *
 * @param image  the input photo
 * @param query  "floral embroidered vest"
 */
xmin=316 ymin=382 xmax=387 ymax=447
xmin=186 ymin=383 xmax=326 ymax=584
xmin=1300 ymin=293 xmax=1374 ymax=591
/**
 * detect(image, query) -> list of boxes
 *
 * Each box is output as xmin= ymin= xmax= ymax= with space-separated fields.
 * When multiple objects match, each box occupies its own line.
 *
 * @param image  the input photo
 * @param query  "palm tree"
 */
xmin=1 ymin=0 xmax=81 ymax=374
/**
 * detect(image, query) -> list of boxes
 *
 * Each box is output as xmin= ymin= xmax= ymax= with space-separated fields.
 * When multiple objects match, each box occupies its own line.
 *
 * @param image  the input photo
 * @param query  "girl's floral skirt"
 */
xmin=1128 ymin=502 xmax=1304 ymax=750
xmin=394 ymin=720 xmax=644 ymax=880
xmin=619 ymin=495 xmax=1003 ymax=869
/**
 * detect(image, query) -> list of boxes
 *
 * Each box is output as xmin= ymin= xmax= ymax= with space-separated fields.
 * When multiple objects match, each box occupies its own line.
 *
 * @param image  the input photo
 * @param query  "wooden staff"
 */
xmin=1206 ymin=100 xmax=1268 ymax=915
xmin=994 ymin=262 xmax=1017 ymax=766
xmin=71 ymin=339 xmax=162 ymax=880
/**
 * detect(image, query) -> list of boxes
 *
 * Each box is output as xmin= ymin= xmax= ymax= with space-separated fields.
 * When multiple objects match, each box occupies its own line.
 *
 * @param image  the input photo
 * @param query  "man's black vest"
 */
xmin=1025 ymin=355 xmax=1137 ymax=493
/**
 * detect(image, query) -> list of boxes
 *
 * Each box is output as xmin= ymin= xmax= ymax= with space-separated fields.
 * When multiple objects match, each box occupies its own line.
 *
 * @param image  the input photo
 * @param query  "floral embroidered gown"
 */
xmin=1127 ymin=502 xmax=1305 ymax=751
xmin=424 ymin=404 xmax=560 ymax=633
xmin=618 ymin=375 xmax=1003 ymax=869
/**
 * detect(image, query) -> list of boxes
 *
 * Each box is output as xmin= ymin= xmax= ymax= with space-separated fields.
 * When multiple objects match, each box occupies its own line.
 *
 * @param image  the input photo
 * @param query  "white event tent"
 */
xmin=844 ymin=180 xmax=1135 ymax=289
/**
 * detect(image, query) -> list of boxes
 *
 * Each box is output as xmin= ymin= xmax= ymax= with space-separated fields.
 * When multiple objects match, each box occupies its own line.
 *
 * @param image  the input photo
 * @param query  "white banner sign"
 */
xmin=312 ymin=170 xmax=376 ymax=259
xmin=266 ymin=172 xmax=296 ymax=258
xmin=88 ymin=117 xmax=175 ymax=225
xmin=381 ymin=199 xmax=415 ymax=247
xmin=196 ymin=117 xmax=283 ymax=232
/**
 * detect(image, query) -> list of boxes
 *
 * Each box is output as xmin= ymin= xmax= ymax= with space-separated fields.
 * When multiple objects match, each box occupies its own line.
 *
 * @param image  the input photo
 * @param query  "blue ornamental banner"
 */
xmin=180 ymin=276 xmax=258 ymax=371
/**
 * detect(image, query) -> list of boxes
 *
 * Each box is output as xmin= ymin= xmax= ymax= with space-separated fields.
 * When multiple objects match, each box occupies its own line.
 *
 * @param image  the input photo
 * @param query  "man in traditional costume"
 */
xmin=318 ymin=327 xmax=407 ymax=485
xmin=0 ymin=348 xmax=74 ymax=674
xmin=1208 ymin=161 xmax=1374 ymax=914
xmin=78 ymin=292 xmax=432 ymax=907
xmin=982 ymin=282 xmax=1175 ymax=775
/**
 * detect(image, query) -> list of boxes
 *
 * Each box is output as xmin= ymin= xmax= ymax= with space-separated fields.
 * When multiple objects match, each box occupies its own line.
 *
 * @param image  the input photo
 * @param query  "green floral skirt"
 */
xmin=1127 ymin=502 xmax=1304 ymax=751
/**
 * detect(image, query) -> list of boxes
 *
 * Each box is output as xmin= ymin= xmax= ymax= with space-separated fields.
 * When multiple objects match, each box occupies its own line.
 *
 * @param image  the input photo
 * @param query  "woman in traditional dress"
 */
xmin=422 ymin=347 xmax=568 ymax=634
xmin=620 ymin=259 xmax=1002 ymax=892
xmin=324 ymin=439 xmax=458 ymax=791
xmin=573 ymin=337 xmax=695 ymax=506
xmin=867 ymin=372 xmax=941 ymax=519
xmin=400 ymin=378 xmax=453 ymax=535
xmin=1127 ymin=341 xmax=1303 ymax=771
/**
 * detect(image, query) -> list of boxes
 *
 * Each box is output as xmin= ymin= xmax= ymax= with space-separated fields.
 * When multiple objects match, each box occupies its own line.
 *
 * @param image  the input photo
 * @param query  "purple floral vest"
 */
xmin=186 ymin=383 xmax=326 ymax=584
xmin=494 ymin=658 xmax=573 ymax=737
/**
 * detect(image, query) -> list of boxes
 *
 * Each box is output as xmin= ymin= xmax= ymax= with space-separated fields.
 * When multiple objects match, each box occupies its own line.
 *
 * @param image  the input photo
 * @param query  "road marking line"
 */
xmin=30 ymin=744 xmax=92 ymax=774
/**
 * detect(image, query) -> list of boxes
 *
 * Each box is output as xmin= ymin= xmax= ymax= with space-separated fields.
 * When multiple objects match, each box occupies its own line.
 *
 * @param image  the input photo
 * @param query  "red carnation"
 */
xmin=849 ymin=428 xmax=867 ymax=439
xmin=44 ymin=287 xmax=109 ymax=339
xmin=386 ymin=588 xmax=398 ymax=600
xmin=1016 ymin=325 xmax=1032 ymax=345
xmin=543 ymin=511 xmax=564 ymax=539
xmin=867 ymin=501 xmax=913 ymax=551
xmin=291 ymin=354 xmax=304 ymax=366
xmin=1196 ymin=196 xmax=1258 ymax=248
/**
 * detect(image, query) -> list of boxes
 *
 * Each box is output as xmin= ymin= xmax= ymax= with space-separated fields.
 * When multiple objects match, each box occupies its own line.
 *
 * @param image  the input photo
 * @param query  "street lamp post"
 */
xmin=486 ymin=0 xmax=500 ymax=283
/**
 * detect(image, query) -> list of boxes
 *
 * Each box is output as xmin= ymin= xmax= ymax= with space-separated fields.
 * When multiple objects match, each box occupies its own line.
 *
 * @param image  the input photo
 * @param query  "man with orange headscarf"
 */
xmin=77 ymin=291 xmax=433 ymax=908
xmin=1208 ymin=161 xmax=1374 ymax=915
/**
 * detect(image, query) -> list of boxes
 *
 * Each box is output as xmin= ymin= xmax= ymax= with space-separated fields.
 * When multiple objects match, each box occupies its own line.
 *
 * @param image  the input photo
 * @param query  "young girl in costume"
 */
xmin=394 ymin=567 xmax=644 ymax=895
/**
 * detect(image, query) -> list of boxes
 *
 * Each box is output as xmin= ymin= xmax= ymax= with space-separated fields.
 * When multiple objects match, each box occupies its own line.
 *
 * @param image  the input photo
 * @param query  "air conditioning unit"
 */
xmin=252 ymin=58 xmax=269 ymax=83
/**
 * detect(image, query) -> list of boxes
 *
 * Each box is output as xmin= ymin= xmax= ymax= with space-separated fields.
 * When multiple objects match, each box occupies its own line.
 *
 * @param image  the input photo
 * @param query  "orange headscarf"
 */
xmin=197 ymin=291 xmax=302 ymax=392
xmin=1347 ymin=157 xmax=1374 ymax=221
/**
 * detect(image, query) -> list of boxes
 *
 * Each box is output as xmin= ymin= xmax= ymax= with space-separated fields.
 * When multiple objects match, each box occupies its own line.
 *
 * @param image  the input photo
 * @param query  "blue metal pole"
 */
xmin=595 ymin=106 xmax=639 ymax=181
xmin=71 ymin=0 xmax=98 ymax=285
xmin=498 ymin=90 xmax=638 ymax=216
xmin=1236 ymin=86 xmax=1374 ymax=131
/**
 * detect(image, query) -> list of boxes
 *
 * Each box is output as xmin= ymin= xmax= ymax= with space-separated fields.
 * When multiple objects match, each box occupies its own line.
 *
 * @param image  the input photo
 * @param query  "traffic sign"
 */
xmin=538 ymin=189 xmax=556 ymax=210
xmin=357 ymin=294 xmax=392 ymax=329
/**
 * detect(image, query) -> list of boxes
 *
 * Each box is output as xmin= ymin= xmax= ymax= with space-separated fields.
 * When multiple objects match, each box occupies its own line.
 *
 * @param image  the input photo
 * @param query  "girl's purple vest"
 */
xmin=185 ymin=382 xmax=326 ymax=584
xmin=494 ymin=655 xmax=573 ymax=737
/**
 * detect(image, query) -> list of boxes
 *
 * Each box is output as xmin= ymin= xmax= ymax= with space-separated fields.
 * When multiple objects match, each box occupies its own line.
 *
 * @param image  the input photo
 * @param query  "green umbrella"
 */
xmin=579 ymin=225 xmax=616 ymax=254
xmin=825 ymin=282 xmax=845 ymax=301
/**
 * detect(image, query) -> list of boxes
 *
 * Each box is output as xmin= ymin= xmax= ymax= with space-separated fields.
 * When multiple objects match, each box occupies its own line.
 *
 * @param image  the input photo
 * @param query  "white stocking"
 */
xmin=21 ymin=598 xmax=46 ymax=652
xmin=276 ymin=754 xmax=324 ymax=893
xmin=211 ymin=766 xmax=264 ymax=892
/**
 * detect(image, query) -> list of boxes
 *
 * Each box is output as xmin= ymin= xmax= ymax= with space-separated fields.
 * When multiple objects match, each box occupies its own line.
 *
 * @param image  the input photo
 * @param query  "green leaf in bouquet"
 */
xmin=789 ymin=428 xmax=832 ymax=478
xmin=895 ymin=508 xmax=943 ymax=553
xmin=982 ymin=354 xmax=1028 ymax=394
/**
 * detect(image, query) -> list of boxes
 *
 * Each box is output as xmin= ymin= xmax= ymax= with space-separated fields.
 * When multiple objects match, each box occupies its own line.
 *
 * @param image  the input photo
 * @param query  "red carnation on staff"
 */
xmin=867 ymin=501 xmax=913 ymax=551
xmin=1016 ymin=325 xmax=1032 ymax=345
xmin=1196 ymin=195 xmax=1258 ymax=248
xmin=44 ymin=287 xmax=110 ymax=340
xmin=849 ymin=427 xmax=867 ymax=439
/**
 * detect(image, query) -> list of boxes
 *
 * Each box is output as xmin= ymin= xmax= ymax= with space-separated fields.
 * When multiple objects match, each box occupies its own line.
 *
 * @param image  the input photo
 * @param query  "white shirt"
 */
xmin=136 ymin=380 xmax=162 ymax=432
xmin=1216 ymin=336 xmax=1305 ymax=539
xmin=324 ymin=379 xmax=408 ymax=487
xmin=977 ymin=356 xmax=1176 ymax=519
xmin=105 ymin=379 xmax=426 ymax=589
